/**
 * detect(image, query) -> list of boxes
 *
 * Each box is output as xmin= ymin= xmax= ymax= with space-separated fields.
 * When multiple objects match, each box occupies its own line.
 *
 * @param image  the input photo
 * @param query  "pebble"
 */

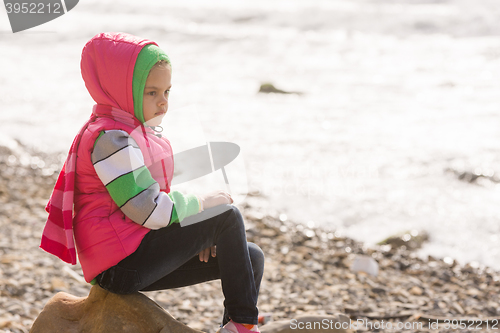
xmin=350 ymin=255 xmax=379 ymax=277
xmin=409 ymin=286 xmax=424 ymax=296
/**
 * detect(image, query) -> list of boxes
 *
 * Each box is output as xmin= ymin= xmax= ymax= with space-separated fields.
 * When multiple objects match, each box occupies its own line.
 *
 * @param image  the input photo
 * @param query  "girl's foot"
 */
xmin=217 ymin=320 xmax=260 ymax=333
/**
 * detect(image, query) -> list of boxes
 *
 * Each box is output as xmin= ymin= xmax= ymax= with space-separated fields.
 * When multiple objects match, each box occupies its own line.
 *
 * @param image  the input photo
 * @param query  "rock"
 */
xmin=452 ymin=302 xmax=465 ymax=315
xmin=258 ymin=83 xmax=303 ymax=95
xmin=350 ymin=255 xmax=379 ymax=277
xmin=377 ymin=230 xmax=429 ymax=250
xmin=29 ymin=285 xmax=204 ymax=333
xmin=50 ymin=277 xmax=68 ymax=291
xmin=260 ymin=314 xmax=354 ymax=333
xmin=408 ymin=286 xmax=423 ymax=296
xmin=446 ymin=167 xmax=500 ymax=184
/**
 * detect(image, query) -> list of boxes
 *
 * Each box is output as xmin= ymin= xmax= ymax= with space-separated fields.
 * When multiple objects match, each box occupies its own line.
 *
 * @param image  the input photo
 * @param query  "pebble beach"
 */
xmin=1 ymin=143 xmax=500 ymax=332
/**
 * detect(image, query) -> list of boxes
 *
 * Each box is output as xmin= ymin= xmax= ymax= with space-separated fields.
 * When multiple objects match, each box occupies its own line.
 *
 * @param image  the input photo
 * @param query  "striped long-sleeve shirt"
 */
xmin=91 ymin=130 xmax=201 ymax=229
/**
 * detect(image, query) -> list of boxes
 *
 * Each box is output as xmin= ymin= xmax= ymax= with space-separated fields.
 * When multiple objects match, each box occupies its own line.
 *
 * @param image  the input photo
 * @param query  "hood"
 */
xmin=80 ymin=32 xmax=157 ymax=118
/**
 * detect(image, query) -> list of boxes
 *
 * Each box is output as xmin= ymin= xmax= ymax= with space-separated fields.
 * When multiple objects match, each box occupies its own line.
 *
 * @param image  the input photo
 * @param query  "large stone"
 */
xmin=29 ymin=285 xmax=204 ymax=333
xmin=260 ymin=314 xmax=355 ymax=333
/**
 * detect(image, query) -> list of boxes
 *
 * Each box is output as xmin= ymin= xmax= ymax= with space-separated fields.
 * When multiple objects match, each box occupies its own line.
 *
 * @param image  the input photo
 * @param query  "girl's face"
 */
xmin=143 ymin=64 xmax=172 ymax=126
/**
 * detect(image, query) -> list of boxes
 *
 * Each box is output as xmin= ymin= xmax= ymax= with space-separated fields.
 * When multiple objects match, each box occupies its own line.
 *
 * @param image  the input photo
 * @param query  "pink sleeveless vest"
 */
xmin=73 ymin=106 xmax=174 ymax=282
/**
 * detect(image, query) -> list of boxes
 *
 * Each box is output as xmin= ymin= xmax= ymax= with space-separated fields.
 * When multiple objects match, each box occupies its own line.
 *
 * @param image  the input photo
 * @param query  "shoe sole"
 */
xmin=216 ymin=328 xmax=232 ymax=333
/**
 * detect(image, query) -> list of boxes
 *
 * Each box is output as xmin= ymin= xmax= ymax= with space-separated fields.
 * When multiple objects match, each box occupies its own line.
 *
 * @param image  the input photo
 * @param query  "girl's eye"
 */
xmin=147 ymin=91 xmax=156 ymax=96
xmin=165 ymin=90 xmax=170 ymax=95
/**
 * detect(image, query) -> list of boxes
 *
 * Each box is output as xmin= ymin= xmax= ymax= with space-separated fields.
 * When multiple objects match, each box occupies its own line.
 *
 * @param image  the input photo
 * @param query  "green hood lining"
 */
xmin=132 ymin=44 xmax=171 ymax=124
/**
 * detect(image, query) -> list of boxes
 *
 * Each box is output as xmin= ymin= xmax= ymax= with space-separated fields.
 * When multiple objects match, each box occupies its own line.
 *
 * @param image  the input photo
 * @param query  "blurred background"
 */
xmin=1 ymin=0 xmax=500 ymax=269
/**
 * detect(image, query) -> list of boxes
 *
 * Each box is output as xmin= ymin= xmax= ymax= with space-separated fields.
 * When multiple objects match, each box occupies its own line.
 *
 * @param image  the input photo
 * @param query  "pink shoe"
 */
xmin=217 ymin=320 xmax=260 ymax=333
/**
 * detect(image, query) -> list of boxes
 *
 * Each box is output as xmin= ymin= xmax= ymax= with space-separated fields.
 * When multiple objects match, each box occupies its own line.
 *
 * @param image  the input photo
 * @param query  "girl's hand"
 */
xmin=199 ymin=246 xmax=216 ymax=262
xmin=199 ymin=190 xmax=233 ymax=210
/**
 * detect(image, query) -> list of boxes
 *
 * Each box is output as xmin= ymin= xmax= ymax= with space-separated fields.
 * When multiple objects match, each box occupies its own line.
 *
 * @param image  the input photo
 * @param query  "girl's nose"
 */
xmin=158 ymin=95 xmax=168 ymax=105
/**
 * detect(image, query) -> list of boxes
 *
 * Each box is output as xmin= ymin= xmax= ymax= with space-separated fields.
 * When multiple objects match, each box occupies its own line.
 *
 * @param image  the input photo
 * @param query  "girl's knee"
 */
xmin=229 ymin=205 xmax=243 ymax=221
xmin=224 ymin=205 xmax=245 ymax=228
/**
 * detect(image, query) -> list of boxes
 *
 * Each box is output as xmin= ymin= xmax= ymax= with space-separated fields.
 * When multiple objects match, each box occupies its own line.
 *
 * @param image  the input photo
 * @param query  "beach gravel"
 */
xmin=1 ymin=145 xmax=499 ymax=333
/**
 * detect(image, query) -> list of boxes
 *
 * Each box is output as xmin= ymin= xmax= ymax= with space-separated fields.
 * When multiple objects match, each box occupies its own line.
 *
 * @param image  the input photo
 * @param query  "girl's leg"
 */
xmin=96 ymin=204 xmax=262 ymax=325
xmin=141 ymin=242 xmax=264 ymax=326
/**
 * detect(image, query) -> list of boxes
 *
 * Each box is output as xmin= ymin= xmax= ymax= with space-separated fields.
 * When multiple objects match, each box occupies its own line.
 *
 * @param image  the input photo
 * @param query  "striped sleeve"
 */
xmin=91 ymin=130 xmax=201 ymax=229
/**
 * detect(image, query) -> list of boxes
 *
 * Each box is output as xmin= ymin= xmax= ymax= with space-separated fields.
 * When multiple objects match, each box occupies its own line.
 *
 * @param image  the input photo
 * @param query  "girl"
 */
xmin=41 ymin=32 xmax=263 ymax=333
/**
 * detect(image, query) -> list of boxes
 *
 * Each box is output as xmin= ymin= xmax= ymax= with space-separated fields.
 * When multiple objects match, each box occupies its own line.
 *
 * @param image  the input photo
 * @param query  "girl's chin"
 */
xmin=145 ymin=116 xmax=164 ymax=127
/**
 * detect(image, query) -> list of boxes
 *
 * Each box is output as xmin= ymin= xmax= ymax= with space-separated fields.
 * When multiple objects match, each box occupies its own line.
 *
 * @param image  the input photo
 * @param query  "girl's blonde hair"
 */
xmin=152 ymin=59 xmax=171 ymax=71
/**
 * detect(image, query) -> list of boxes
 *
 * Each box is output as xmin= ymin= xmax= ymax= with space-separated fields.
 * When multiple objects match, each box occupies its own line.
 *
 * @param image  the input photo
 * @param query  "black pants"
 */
xmin=96 ymin=205 xmax=264 ymax=325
